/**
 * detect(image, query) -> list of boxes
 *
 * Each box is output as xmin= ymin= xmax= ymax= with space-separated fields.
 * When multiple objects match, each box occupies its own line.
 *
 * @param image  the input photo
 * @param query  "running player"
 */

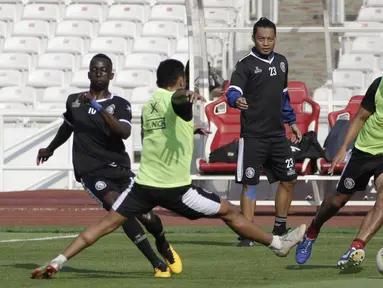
xmin=33 ymin=54 xmax=180 ymax=278
xmin=226 ymin=17 xmax=302 ymax=246
xmin=295 ymin=76 xmax=383 ymax=270
xmin=30 ymin=59 xmax=306 ymax=280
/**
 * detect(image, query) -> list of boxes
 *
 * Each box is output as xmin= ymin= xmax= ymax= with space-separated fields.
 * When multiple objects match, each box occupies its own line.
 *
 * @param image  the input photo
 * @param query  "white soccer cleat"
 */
xmin=272 ymin=224 xmax=306 ymax=257
xmin=376 ymin=248 xmax=383 ymax=275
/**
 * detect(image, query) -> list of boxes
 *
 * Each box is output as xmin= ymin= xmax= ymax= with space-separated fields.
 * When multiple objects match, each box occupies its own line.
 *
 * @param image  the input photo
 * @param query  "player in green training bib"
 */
xmin=295 ymin=76 xmax=383 ymax=270
xmin=30 ymin=60 xmax=307 ymax=279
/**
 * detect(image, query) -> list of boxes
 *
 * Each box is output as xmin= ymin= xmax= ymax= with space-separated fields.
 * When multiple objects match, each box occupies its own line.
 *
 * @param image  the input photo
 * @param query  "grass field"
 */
xmin=0 ymin=226 xmax=382 ymax=287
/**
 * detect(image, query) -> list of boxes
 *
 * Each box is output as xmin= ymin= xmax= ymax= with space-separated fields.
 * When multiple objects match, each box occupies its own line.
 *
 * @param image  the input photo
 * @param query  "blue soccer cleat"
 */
xmin=295 ymin=234 xmax=316 ymax=264
xmin=337 ymin=248 xmax=365 ymax=270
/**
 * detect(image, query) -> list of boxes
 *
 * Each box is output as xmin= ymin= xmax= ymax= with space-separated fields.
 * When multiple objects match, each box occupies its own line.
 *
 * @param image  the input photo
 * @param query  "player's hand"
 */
xmin=186 ymin=91 xmax=206 ymax=104
xmin=235 ymin=97 xmax=248 ymax=110
xmin=78 ymin=92 xmax=94 ymax=102
xmin=289 ymin=124 xmax=302 ymax=144
xmin=329 ymin=146 xmax=347 ymax=175
xmin=36 ymin=148 xmax=53 ymax=166
xmin=194 ymin=127 xmax=211 ymax=136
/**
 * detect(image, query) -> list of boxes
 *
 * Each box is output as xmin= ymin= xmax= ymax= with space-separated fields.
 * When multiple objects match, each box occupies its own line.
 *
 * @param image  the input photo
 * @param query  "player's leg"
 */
xmin=296 ymin=148 xmax=371 ymax=265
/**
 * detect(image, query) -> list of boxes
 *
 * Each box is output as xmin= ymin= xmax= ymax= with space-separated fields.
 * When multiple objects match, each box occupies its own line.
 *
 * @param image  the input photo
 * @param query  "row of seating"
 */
xmin=197 ymin=82 xmax=362 ymax=176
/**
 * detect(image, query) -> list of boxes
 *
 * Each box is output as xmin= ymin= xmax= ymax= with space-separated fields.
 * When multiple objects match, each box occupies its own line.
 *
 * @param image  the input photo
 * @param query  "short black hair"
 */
xmin=90 ymin=53 xmax=113 ymax=71
xmin=156 ymin=59 xmax=185 ymax=89
xmin=253 ymin=17 xmax=276 ymax=36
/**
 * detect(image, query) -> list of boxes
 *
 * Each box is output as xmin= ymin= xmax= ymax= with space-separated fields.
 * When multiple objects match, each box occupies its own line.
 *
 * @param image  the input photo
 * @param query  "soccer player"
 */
xmin=226 ymin=17 xmax=302 ymax=246
xmin=33 ymin=54 xmax=180 ymax=278
xmin=295 ymin=76 xmax=383 ymax=270
xmin=30 ymin=59 xmax=306 ymax=279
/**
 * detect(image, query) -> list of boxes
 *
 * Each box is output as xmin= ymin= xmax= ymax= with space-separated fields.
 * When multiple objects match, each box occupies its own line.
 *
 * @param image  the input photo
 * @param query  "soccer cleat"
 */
xmin=161 ymin=244 xmax=182 ymax=275
xmin=295 ymin=234 xmax=317 ymax=264
xmin=30 ymin=263 xmax=59 ymax=279
xmin=271 ymin=224 xmax=306 ymax=257
xmin=237 ymin=238 xmax=255 ymax=247
xmin=154 ymin=263 xmax=171 ymax=278
xmin=337 ymin=248 xmax=365 ymax=270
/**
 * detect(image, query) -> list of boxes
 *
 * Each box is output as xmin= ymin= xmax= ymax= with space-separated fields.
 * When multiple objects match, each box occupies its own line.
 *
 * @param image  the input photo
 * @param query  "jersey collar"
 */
xmin=251 ymin=47 xmax=275 ymax=64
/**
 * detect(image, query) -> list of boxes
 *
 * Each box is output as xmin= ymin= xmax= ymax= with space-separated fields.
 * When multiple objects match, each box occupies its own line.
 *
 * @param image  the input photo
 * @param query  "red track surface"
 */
xmin=0 ymin=190 xmax=371 ymax=227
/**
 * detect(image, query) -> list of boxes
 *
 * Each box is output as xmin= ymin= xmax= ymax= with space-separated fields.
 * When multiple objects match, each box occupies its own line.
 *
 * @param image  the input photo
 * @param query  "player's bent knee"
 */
xmin=217 ymin=200 xmax=241 ymax=222
xmin=280 ymin=180 xmax=296 ymax=189
xmin=327 ymin=193 xmax=350 ymax=209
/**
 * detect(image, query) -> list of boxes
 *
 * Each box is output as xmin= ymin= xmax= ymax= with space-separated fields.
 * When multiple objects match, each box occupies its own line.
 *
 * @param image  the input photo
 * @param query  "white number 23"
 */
xmin=285 ymin=158 xmax=294 ymax=168
xmin=269 ymin=67 xmax=277 ymax=76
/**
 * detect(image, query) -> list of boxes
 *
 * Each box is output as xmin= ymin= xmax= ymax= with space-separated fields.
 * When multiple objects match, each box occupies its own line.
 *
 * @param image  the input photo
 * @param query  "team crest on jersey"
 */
xmin=95 ymin=181 xmax=106 ymax=191
xmin=245 ymin=167 xmax=255 ymax=179
xmin=280 ymin=62 xmax=286 ymax=73
xmin=72 ymin=99 xmax=80 ymax=108
xmin=105 ymin=104 xmax=115 ymax=115
xmin=344 ymin=178 xmax=355 ymax=189
xmin=254 ymin=66 xmax=262 ymax=74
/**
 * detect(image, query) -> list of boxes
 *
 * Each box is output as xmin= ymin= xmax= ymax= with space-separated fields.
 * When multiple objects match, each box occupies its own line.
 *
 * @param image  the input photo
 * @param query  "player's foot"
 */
xmin=337 ymin=248 xmax=365 ymax=270
xmin=295 ymin=234 xmax=317 ymax=264
xmin=154 ymin=262 xmax=171 ymax=278
xmin=237 ymin=238 xmax=255 ymax=247
xmin=30 ymin=263 xmax=59 ymax=279
xmin=271 ymin=224 xmax=306 ymax=257
xmin=161 ymin=244 xmax=182 ymax=275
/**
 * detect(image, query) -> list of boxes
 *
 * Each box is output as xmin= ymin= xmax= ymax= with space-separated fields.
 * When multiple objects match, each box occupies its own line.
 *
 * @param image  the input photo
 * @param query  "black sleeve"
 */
xmin=114 ymin=98 xmax=132 ymax=125
xmin=228 ymin=60 xmax=249 ymax=94
xmin=62 ymin=95 xmax=74 ymax=127
xmin=172 ymin=101 xmax=193 ymax=122
xmin=361 ymin=77 xmax=380 ymax=113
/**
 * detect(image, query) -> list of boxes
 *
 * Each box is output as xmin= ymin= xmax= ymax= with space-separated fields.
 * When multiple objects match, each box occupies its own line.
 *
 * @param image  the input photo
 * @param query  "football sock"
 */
xmin=138 ymin=213 xmax=170 ymax=253
xmin=272 ymin=216 xmax=287 ymax=235
xmin=51 ymin=254 xmax=67 ymax=270
xmin=306 ymin=220 xmax=321 ymax=239
xmin=122 ymin=217 xmax=165 ymax=268
xmin=268 ymin=236 xmax=282 ymax=250
xmin=350 ymin=238 xmax=366 ymax=250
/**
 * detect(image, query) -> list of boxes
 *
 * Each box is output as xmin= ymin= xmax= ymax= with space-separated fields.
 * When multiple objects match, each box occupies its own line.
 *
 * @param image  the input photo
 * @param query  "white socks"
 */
xmin=51 ymin=254 xmax=68 ymax=270
xmin=269 ymin=235 xmax=282 ymax=250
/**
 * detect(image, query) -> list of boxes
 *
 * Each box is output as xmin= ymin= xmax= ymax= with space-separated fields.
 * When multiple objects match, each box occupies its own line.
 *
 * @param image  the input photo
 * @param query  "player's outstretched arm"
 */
xmin=171 ymin=89 xmax=206 ymax=122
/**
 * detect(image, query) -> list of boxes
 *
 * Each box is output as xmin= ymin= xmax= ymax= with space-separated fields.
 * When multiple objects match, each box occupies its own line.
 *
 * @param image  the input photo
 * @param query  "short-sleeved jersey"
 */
xmin=355 ymin=77 xmax=383 ymax=155
xmin=135 ymin=88 xmax=194 ymax=188
xmin=229 ymin=50 xmax=289 ymax=137
xmin=62 ymin=92 xmax=132 ymax=179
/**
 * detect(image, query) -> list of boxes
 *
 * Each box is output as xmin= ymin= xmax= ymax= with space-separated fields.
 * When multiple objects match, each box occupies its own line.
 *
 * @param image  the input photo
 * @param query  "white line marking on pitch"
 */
xmin=0 ymin=234 xmax=78 ymax=243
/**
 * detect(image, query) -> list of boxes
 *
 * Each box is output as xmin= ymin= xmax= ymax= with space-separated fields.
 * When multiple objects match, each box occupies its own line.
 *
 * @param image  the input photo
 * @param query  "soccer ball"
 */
xmin=376 ymin=248 xmax=383 ymax=275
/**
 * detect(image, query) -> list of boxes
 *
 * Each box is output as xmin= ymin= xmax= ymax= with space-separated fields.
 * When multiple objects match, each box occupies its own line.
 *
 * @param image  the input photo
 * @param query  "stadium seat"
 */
xmin=81 ymin=53 xmax=119 ymax=70
xmin=337 ymin=54 xmax=377 ymax=71
xmin=332 ymin=70 xmax=365 ymax=90
xmin=3 ymin=37 xmax=41 ymax=54
xmin=0 ymin=86 xmax=35 ymax=109
xmin=170 ymin=53 xmax=189 ymax=65
xmin=22 ymin=4 xmax=60 ymax=22
xmin=114 ymin=69 xmax=154 ymax=88
xmin=175 ymin=37 xmax=188 ymax=53
xmin=56 ymin=20 xmax=93 ymax=38
xmin=114 ymin=0 xmax=152 ymax=4
xmin=89 ymin=37 xmax=128 ymax=55
xmin=130 ymin=85 xmax=156 ymax=116
xmin=66 ymin=0 xmax=109 ymax=4
xmin=142 ymin=21 xmax=181 ymax=39
xmin=364 ymin=0 xmax=383 ymax=7
xmin=71 ymin=69 xmax=90 ymax=87
xmin=317 ymin=96 xmax=364 ymax=175
xmin=0 ymin=4 xmax=17 ymax=22
xmin=0 ymin=70 xmax=22 ymax=87
xmin=157 ymin=0 xmax=185 ymax=3
xmin=357 ymin=7 xmax=383 ymax=22
xmin=351 ymin=37 xmax=383 ymax=54
xmin=204 ymin=8 xmax=235 ymax=25
xmin=109 ymin=86 xmax=126 ymax=100
xmin=124 ymin=53 xmax=161 ymax=70
xmin=27 ymin=69 xmax=65 ymax=87
xmin=204 ymin=0 xmax=235 ymax=8
xmin=343 ymin=21 xmax=383 ymax=38
xmin=12 ymin=20 xmax=50 ymax=38
xmin=99 ymin=21 xmax=137 ymax=39
xmin=0 ymin=53 xmax=31 ymax=71
xmin=133 ymin=37 xmax=171 ymax=56
xmin=37 ymin=53 xmax=75 ymax=71
xmin=313 ymin=86 xmax=353 ymax=102
xmin=107 ymin=4 xmax=146 ymax=23
xmin=36 ymin=86 xmax=80 ymax=110
xmin=64 ymin=4 xmax=103 ymax=22
xmin=0 ymin=21 xmax=6 ymax=38
xmin=150 ymin=5 xmax=186 ymax=23
xmin=46 ymin=36 xmax=84 ymax=54
xmin=196 ymin=82 xmax=318 ymax=175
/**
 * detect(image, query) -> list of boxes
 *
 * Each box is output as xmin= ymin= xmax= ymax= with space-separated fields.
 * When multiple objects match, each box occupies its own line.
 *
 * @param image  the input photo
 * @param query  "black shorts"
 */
xmin=235 ymin=136 xmax=297 ymax=185
xmin=112 ymin=182 xmax=222 ymax=220
xmin=80 ymin=166 xmax=135 ymax=211
xmin=337 ymin=147 xmax=383 ymax=194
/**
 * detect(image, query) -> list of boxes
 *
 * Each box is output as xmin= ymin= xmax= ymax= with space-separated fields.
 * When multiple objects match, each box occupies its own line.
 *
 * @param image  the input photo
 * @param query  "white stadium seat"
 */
xmin=107 ymin=4 xmax=146 ymax=23
xmin=66 ymin=0 xmax=108 ymax=4
xmin=3 ymin=37 xmax=41 ymax=54
xmin=351 ymin=37 xmax=383 ymax=54
xmin=109 ymin=86 xmax=126 ymax=100
xmin=170 ymin=53 xmax=188 ymax=65
xmin=134 ymin=37 xmax=171 ymax=56
xmin=71 ymin=69 xmax=89 ymax=87
xmin=37 ymin=53 xmax=75 ymax=71
xmin=80 ymin=53 xmax=119 ymax=70
xmin=364 ymin=0 xmax=383 ymax=7
xmin=150 ymin=5 xmax=186 ymax=23
xmin=12 ymin=20 xmax=50 ymax=38
xmin=142 ymin=21 xmax=180 ymax=39
xmin=176 ymin=37 xmax=188 ymax=53
xmin=0 ymin=53 xmax=31 ymax=70
xmin=313 ymin=86 xmax=353 ymax=102
xmin=115 ymin=69 xmax=154 ymax=88
xmin=377 ymin=57 xmax=383 ymax=70
xmin=28 ymin=69 xmax=65 ymax=87
xmin=99 ymin=21 xmax=137 ymax=39
xmin=46 ymin=37 xmax=84 ymax=54
xmin=204 ymin=8 xmax=235 ymax=24
xmin=343 ymin=21 xmax=383 ymax=38
xmin=124 ymin=53 xmax=162 ymax=70
xmin=0 ymin=70 xmax=22 ymax=87
xmin=89 ymin=37 xmax=128 ymax=55
xmin=357 ymin=7 xmax=383 ymax=22
xmin=0 ymin=86 xmax=35 ymax=106
xmin=64 ymin=4 xmax=103 ymax=22
xmin=56 ymin=20 xmax=93 ymax=38
xmin=337 ymin=54 xmax=377 ymax=71
xmin=0 ymin=21 xmax=6 ymax=38
xmin=332 ymin=70 xmax=365 ymax=89
xmin=22 ymin=4 xmax=60 ymax=22
xmin=0 ymin=4 xmax=17 ymax=22
xmin=130 ymin=86 xmax=156 ymax=116
xmin=40 ymin=86 xmax=80 ymax=107
xmin=156 ymin=0 xmax=185 ymax=4
xmin=204 ymin=0 xmax=235 ymax=8
xmin=114 ymin=0 xmax=151 ymax=3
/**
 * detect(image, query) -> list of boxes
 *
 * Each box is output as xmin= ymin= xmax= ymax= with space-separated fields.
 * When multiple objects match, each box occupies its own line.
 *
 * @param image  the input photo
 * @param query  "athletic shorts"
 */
xmin=80 ymin=165 xmax=135 ymax=211
xmin=337 ymin=147 xmax=383 ymax=194
xmin=112 ymin=182 xmax=222 ymax=220
xmin=235 ymin=136 xmax=298 ymax=185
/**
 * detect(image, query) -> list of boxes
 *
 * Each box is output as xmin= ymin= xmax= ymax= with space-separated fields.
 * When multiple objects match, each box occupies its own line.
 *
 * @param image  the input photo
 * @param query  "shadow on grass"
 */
xmin=285 ymin=264 xmax=339 ymax=270
xmin=170 ymin=240 xmax=237 ymax=247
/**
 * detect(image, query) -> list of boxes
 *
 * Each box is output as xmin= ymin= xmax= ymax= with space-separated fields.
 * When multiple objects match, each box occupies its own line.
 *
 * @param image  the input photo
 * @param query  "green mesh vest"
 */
xmin=135 ymin=88 xmax=194 ymax=188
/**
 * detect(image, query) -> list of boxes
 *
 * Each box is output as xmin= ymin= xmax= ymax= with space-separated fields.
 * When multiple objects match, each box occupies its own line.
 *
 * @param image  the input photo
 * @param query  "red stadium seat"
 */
xmin=317 ymin=95 xmax=364 ymax=175
xmin=196 ymin=81 xmax=320 ymax=176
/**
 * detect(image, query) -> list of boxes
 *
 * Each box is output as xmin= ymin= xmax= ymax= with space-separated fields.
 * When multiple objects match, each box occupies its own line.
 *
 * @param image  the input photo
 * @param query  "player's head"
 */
xmin=88 ymin=54 xmax=114 ymax=91
xmin=252 ymin=17 xmax=276 ymax=55
xmin=156 ymin=59 xmax=185 ymax=90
